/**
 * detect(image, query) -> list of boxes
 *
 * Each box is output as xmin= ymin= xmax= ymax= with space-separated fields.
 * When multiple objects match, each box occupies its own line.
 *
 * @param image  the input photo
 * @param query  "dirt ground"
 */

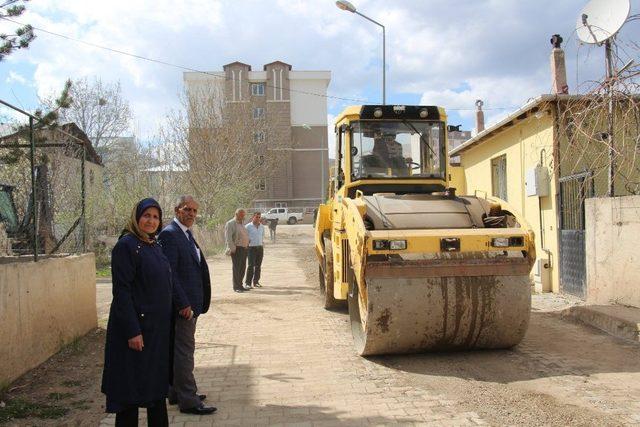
xmin=2 ymin=225 xmax=640 ymax=426
xmin=0 ymin=329 xmax=106 ymax=426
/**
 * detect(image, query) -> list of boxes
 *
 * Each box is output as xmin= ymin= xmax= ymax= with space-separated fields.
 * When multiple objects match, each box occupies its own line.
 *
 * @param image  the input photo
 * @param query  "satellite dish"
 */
xmin=576 ymin=0 xmax=630 ymax=44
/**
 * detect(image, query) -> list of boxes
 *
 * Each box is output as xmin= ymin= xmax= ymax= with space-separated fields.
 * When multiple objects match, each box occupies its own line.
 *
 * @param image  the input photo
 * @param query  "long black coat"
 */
xmin=101 ymin=234 xmax=172 ymax=413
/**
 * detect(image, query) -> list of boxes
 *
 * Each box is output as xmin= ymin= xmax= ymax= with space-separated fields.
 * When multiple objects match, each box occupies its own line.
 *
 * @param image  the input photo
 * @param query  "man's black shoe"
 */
xmin=180 ymin=405 xmax=217 ymax=415
xmin=168 ymin=394 xmax=206 ymax=405
xmin=234 ymin=289 xmax=245 ymax=293
xmin=242 ymin=286 xmax=251 ymax=290
xmin=253 ymin=283 xmax=262 ymax=287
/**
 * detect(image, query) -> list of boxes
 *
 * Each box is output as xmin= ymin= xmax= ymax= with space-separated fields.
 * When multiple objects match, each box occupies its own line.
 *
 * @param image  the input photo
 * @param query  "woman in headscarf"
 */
xmin=101 ymin=198 xmax=172 ymax=426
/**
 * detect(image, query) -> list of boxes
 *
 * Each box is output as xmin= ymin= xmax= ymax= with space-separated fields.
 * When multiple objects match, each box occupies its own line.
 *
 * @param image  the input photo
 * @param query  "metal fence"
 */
xmin=0 ymin=99 xmax=94 ymax=261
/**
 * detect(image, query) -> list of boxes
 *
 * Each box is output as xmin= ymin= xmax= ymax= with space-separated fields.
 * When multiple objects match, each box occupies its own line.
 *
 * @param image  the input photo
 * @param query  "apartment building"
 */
xmin=184 ymin=61 xmax=331 ymax=210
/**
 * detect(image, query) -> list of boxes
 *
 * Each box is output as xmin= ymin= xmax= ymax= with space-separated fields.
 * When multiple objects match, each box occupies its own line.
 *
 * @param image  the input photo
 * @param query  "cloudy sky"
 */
xmin=1 ymin=0 xmax=639 ymax=149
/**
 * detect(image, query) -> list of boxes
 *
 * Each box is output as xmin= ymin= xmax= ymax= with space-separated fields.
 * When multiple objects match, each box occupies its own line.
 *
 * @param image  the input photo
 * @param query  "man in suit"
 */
xmin=224 ymin=208 xmax=250 ymax=292
xmin=159 ymin=195 xmax=216 ymax=415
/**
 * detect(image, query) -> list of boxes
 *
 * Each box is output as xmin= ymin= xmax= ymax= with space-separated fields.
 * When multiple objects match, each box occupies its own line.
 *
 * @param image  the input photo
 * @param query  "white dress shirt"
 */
xmin=174 ymin=218 xmax=201 ymax=262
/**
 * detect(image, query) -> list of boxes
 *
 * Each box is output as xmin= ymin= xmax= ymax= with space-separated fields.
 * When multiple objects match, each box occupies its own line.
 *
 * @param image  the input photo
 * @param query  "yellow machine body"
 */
xmin=314 ymin=105 xmax=536 ymax=355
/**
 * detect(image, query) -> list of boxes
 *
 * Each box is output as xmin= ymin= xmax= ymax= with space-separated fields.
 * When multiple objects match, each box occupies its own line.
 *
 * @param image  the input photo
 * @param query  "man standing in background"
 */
xmin=268 ymin=217 xmax=278 ymax=243
xmin=245 ymin=212 xmax=265 ymax=288
xmin=224 ymin=209 xmax=250 ymax=293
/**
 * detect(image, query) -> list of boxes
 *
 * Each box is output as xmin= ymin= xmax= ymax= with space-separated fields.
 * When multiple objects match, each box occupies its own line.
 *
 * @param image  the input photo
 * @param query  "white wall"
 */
xmin=0 ymin=254 xmax=97 ymax=385
xmin=585 ymin=195 xmax=640 ymax=308
xmin=183 ymin=72 xmax=224 ymax=97
xmin=290 ymin=73 xmax=330 ymax=127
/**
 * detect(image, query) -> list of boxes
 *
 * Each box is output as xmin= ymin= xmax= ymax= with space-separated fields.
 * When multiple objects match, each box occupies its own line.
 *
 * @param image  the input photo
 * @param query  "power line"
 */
xmin=0 ymin=16 xmax=520 ymax=113
xmin=1 ymin=16 xmax=368 ymax=103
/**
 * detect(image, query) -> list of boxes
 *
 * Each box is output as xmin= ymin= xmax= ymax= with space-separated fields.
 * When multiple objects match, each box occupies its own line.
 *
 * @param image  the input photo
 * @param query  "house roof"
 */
xmin=0 ymin=124 xmax=15 ymax=137
xmin=58 ymin=122 xmax=103 ymax=165
xmin=0 ymin=121 xmax=103 ymax=166
xmin=223 ymin=61 xmax=252 ymax=70
xmin=263 ymin=61 xmax=292 ymax=70
xmin=449 ymin=94 xmax=594 ymax=156
xmin=142 ymin=164 xmax=188 ymax=173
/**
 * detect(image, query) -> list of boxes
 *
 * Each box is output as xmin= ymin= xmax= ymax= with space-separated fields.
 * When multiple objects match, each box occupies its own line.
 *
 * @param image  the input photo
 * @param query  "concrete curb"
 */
xmin=562 ymin=304 xmax=640 ymax=343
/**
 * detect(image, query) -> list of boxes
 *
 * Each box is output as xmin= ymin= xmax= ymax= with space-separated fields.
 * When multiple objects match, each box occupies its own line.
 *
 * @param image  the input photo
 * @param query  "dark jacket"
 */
xmin=158 ymin=220 xmax=211 ymax=316
xmin=101 ymin=234 xmax=173 ymax=413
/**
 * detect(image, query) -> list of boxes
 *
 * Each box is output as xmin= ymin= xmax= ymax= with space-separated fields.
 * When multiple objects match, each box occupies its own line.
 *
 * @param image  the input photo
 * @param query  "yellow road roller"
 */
xmin=314 ymin=105 xmax=536 ymax=356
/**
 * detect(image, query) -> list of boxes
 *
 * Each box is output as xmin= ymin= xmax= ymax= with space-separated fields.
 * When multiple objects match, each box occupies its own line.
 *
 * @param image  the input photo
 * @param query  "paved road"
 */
xmin=100 ymin=225 xmax=640 ymax=426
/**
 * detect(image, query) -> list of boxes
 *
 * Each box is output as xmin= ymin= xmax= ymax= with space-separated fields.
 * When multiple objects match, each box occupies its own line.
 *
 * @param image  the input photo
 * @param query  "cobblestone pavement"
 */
xmin=100 ymin=225 xmax=640 ymax=426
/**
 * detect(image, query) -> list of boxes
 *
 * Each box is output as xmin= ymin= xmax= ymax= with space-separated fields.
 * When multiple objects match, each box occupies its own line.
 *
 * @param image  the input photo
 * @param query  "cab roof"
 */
xmin=334 ymin=105 xmax=447 ymax=126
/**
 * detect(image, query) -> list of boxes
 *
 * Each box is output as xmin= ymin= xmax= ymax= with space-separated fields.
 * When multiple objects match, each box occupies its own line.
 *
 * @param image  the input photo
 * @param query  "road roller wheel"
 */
xmin=348 ymin=274 xmax=532 ymax=356
xmin=319 ymin=239 xmax=341 ymax=310
xmin=347 ymin=273 xmax=368 ymax=356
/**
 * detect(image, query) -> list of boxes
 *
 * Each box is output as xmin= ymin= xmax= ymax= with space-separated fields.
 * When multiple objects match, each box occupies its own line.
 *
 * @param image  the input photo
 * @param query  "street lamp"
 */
xmin=336 ymin=0 xmax=386 ymax=105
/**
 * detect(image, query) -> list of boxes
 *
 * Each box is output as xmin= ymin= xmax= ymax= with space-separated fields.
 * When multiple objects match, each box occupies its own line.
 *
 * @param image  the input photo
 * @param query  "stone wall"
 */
xmin=585 ymin=195 xmax=640 ymax=308
xmin=0 ymin=254 xmax=97 ymax=386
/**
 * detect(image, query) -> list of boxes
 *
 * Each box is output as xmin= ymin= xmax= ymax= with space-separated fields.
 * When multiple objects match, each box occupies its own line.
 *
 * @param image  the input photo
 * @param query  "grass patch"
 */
xmin=0 ymin=398 xmax=68 ymax=422
xmin=96 ymin=266 xmax=111 ymax=278
xmin=70 ymin=399 xmax=91 ymax=410
xmin=61 ymin=336 xmax=85 ymax=355
xmin=47 ymin=392 xmax=75 ymax=401
xmin=61 ymin=380 xmax=82 ymax=387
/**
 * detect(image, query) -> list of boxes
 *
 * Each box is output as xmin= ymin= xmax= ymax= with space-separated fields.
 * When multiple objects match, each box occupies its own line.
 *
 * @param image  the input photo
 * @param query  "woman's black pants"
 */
xmin=115 ymin=400 xmax=168 ymax=427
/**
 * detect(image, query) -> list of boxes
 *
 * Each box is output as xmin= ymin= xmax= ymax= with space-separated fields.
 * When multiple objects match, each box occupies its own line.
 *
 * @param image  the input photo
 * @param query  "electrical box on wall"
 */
xmin=525 ymin=166 xmax=550 ymax=197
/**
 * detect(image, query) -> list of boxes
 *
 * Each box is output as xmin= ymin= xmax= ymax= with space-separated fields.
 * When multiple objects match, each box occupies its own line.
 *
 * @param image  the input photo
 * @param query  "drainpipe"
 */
xmin=538 ymin=148 xmax=553 ymax=291
xmin=475 ymin=100 xmax=485 ymax=134
xmin=550 ymin=34 xmax=569 ymax=95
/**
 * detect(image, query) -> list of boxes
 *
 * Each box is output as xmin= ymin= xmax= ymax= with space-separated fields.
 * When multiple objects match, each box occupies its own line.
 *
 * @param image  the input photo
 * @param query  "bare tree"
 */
xmin=0 ymin=0 xmax=35 ymax=61
xmin=556 ymin=45 xmax=640 ymax=198
xmin=159 ymin=85 xmax=292 ymax=225
xmin=42 ymin=77 xmax=132 ymax=158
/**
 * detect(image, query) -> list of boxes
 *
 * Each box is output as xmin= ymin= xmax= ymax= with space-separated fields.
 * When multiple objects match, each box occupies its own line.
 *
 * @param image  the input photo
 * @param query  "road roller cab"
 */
xmin=314 ymin=105 xmax=536 ymax=356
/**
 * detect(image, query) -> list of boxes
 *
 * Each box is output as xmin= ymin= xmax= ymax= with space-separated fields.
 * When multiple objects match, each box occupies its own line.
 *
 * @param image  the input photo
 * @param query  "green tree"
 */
xmin=0 ymin=0 xmax=35 ymax=61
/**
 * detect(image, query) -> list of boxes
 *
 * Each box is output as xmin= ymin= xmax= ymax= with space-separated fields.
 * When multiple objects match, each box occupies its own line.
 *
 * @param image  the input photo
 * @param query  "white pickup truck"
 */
xmin=262 ymin=207 xmax=304 ymax=225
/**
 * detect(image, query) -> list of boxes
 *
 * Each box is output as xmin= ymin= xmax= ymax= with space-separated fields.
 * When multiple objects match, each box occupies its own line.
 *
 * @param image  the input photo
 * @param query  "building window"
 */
xmin=491 ymin=155 xmax=507 ymax=201
xmin=255 ymin=179 xmax=266 ymax=191
xmin=253 ymin=131 xmax=265 ymax=143
xmin=275 ymin=202 xmax=287 ymax=208
xmin=256 ymin=154 xmax=265 ymax=165
xmin=251 ymin=83 xmax=265 ymax=96
xmin=253 ymin=107 xmax=265 ymax=119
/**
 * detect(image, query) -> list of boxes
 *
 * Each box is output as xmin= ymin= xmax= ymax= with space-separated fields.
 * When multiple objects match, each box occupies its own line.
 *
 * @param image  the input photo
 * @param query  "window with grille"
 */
xmin=251 ymin=83 xmax=265 ymax=96
xmin=253 ymin=107 xmax=265 ymax=119
xmin=491 ymin=155 xmax=508 ymax=201
xmin=255 ymin=179 xmax=266 ymax=191
xmin=253 ymin=131 xmax=265 ymax=143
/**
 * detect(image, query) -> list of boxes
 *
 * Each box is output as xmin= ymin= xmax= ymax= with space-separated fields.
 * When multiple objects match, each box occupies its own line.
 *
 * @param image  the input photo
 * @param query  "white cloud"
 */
xmin=2 ymin=0 xmax=638 ymax=139
xmin=5 ymin=71 xmax=30 ymax=85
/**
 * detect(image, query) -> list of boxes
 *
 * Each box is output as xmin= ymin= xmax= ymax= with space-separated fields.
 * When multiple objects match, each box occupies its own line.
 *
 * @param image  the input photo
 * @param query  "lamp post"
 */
xmin=336 ymin=0 xmax=386 ymax=105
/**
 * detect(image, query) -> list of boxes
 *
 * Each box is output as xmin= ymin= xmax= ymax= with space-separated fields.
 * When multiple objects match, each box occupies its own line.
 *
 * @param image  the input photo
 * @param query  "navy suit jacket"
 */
xmin=159 ymin=221 xmax=211 ymax=316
